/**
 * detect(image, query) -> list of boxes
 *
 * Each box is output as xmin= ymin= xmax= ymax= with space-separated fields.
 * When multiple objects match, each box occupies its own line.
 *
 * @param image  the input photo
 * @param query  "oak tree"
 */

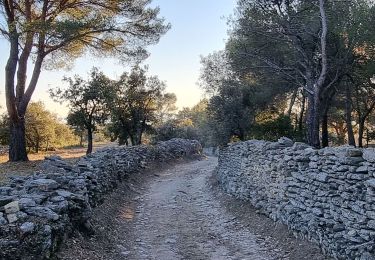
xmin=51 ymin=68 xmax=111 ymax=154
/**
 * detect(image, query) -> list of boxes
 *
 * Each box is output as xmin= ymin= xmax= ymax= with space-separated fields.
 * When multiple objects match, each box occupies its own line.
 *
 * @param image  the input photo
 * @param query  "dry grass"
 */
xmin=0 ymin=143 xmax=113 ymax=183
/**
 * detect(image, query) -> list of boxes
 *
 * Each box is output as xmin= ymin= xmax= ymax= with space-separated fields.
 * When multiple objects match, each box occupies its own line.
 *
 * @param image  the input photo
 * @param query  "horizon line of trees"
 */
xmin=50 ymin=66 xmax=177 ymax=154
xmin=2 ymin=0 xmax=375 ymax=162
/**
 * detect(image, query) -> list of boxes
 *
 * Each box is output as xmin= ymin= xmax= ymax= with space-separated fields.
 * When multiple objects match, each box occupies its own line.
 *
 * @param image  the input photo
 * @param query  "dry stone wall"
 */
xmin=217 ymin=138 xmax=375 ymax=260
xmin=0 ymin=138 xmax=201 ymax=260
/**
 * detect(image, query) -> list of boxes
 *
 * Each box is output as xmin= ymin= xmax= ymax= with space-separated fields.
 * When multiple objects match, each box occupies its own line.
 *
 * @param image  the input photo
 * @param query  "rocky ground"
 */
xmin=56 ymin=157 xmax=327 ymax=260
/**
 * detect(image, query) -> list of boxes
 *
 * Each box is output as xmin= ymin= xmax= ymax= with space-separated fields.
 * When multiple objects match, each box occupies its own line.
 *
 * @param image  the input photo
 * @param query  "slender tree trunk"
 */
xmin=118 ymin=138 xmax=126 ymax=146
xmin=87 ymin=128 xmax=93 ymax=154
xmin=9 ymin=119 xmax=28 ymax=161
xmin=287 ymin=89 xmax=298 ymax=117
xmin=305 ymin=0 xmax=328 ymax=149
xmin=321 ymin=112 xmax=329 ymax=148
xmin=36 ymin=139 xmax=39 ymax=153
xmin=345 ymin=85 xmax=356 ymax=146
xmin=358 ymin=119 xmax=365 ymax=148
xmin=298 ymin=94 xmax=306 ymax=133
xmin=238 ymin=127 xmax=245 ymax=141
xmin=137 ymin=119 xmax=148 ymax=145
xmin=118 ymin=130 xmax=128 ymax=146
xmin=79 ymin=134 xmax=83 ymax=147
xmin=129 ymin=133 xmax=136 ymax=146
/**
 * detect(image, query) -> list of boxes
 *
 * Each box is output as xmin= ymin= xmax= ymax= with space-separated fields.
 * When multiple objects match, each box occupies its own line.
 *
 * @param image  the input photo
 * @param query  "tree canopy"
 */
xmin=1 ymin=0 xmax=170 ymax=161
xmin=198 ymin=0 xmax=375 ymax=148
xmin=50 ymin=68 xmax=112 ymax=154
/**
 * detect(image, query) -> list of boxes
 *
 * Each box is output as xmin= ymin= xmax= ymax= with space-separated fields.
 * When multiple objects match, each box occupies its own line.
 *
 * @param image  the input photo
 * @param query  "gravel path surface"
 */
xmin=57 ymin=157 xmax=327 ymax=260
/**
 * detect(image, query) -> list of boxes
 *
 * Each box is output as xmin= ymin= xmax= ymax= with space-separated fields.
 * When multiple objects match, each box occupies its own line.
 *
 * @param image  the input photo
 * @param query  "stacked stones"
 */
xmin=217 ymin=138 xmax=375 ymax=260
xmin=0 ymin=138 xmax=201 ymax=260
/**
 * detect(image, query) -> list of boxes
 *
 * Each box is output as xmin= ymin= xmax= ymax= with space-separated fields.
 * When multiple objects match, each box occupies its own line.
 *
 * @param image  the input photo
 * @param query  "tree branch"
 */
xmin=316 ymin=0 xmax=328 ymax=90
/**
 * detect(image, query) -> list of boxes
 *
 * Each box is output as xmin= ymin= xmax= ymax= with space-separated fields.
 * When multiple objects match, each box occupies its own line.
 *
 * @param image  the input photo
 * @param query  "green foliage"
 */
xmin=153 ymin=100 xmax=214 ymax=147
xmin=251 ymin=115 xmax=294 ymax=142
xmin=25 ymin=102 xmax=78 ymax=152
xmin=50 ymin=68 xmax=112 ymax=153
xmin=153 ymin=119 xmax=200 ymax=143
xmin=198 ymin=0 xmax=375 ymax=147
xmin=1 ymin=0 xmax=171 ymax=68
xmin=0 ymin=115 xmax=10 ymax=145
xmin=1 ymin=0 xmax=170 ymax=161
xmin=0 ymin=103 xmax=78 ymax=151
xmin=107 ymin=66 xmax=173 ymax=145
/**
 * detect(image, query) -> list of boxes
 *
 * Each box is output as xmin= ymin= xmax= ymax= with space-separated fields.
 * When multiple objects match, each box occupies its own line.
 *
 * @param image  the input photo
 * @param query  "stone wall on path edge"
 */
xmin=0 ymin=138 xmax=202 ymax=260
xmin=217 ymin=137 xmax=375 ymax=260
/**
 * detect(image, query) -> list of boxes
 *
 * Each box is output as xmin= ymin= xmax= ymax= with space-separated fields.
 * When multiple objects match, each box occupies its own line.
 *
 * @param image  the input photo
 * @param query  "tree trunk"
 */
xmin=298 ymin=94 xmax=306 ymax=133
xmin=129 ymin=133 xmax=135 ymax=146
xmin=321 ymin=112 xmax=329 ymax=148
xmin=345 ymin=85 xmax=356 ymax=146
xmin=118 ymin=130 xmax=128 ymax=146
xmin=305 ymin=0 xmax=327 ymax=149
xmin=86 ymin=128 xmax=93 ymax=154
xmin=306 ymin=94 xmax=321 ymax=148
xmin=321 ymin=88 xmax=336 ymax=148
xmin=9 ymin=119 xmax=28 ymax=161
xmin=36 ymin=139 xmax=39 ymax=153
xmin=79 ymin=134 xmax=83 ymax=147
xmin=118 ymin=138 xmax=126 ymax=146
xmin=358 ymin=119 xmax=365 ymax=148
xmin=287 ymin=89 xmax=298 ymax=117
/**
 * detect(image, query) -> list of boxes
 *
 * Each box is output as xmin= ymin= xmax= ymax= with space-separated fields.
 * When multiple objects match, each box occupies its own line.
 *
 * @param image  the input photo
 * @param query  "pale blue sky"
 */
xmin=0 ymin=0 xmax=236 ymax=117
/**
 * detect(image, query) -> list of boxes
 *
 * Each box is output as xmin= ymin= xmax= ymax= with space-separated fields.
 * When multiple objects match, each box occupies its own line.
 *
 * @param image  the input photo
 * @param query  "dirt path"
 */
xmin=57 ymin=157 xmax=327 ymax=260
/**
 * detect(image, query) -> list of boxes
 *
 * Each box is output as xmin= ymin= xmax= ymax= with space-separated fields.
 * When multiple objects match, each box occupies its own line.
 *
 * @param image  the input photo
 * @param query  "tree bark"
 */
xmin=305 ymin=0 xmax=328 ymax=149
xmin=79 ymin=133 xmax=83 ymax=147
xmin=298 ymin=93 xmax=306 ymax=133
xmin=321 ymin=88 xmax=336 ymax=148
xmin=287 ymin=89 xmax=298 ymax=117
xmin=345 ymin=85 xmax=356 ymax=146
xmin=9 ymin=119 xmax=28 ymax=161
xmin=86 ymin=128 xmax=93 ymax=154
xmin=321 ymin=112 xmax=329 ymax=148
xmin=5 ymin=25 xmax=29 ymax=161
xmin=358 ymin=119 xmax=365 ymax=148
xmin=306 ymin=92 xmax=321 ymax=148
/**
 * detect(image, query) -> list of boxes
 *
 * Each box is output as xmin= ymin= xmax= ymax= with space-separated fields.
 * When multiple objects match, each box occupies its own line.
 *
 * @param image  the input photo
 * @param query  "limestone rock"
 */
xmin=4 ymin=201 xmax=20 ymax=214
xmin=6 ymin=214 xmax=18 ymax=223
xmin=19 ymin=222 xmax=35 ymax=234
xmin=278 ymin=137 xmax=294 ymax=147
xmin=24 ymin=206 xmax=59 ymax=221
xmin=27 ymin=179 xmax=59 ymax=192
